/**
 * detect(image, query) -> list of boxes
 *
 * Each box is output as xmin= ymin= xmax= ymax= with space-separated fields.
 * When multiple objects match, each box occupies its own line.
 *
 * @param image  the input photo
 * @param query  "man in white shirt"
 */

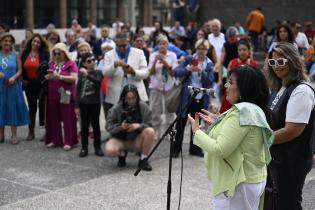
xmin=292 ymin=23 xmax=310 ymax=56
xmin=207 ymin=18 xmax=225 ymax=86
xmin=103 ymin=32 xmax=149 ymax=116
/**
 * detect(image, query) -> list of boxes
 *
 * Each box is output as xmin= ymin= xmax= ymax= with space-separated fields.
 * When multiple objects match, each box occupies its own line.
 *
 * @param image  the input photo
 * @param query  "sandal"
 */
xmin=11 ymin=137 xmax=19 ymax=145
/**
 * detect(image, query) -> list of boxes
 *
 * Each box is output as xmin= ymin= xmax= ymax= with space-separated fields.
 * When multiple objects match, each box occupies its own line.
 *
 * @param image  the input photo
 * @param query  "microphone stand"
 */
xmin=134 ymin=90 xmax=199 ymax=210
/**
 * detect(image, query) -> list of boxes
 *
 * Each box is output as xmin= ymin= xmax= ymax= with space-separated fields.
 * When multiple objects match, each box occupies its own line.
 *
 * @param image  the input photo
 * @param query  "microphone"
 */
xmin=188 ymin=86 xmax=215 ymax=97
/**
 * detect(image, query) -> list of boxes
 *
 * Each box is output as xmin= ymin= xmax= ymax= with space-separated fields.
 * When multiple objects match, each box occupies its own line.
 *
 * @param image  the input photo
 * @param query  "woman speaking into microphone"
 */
xmin=188 ymin=65 xmax=274 ymax=210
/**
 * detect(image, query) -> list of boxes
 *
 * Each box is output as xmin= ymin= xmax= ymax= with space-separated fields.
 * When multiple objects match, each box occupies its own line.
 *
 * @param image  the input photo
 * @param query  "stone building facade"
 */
xmin=199 ymin=0 xmax=315 ymax=30
xmin=1 ymin=0 xmax=314 ymax=30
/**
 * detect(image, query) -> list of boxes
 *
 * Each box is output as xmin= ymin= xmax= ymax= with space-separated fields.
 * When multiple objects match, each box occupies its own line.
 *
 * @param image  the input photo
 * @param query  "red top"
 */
xmin=228 ymin=58 xmax=258 ymax=70
xmin=23 ymin=54 xmax=40 ymax=80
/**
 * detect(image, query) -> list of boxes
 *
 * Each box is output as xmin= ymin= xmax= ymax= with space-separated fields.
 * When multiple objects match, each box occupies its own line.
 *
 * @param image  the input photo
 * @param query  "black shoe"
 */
xmin=189 ymin=150 xmax=204 ymax=157
xmin=138 ymin=159 xmax=152 ymax=171
xmin=79 ymin=149 xmax=88 ymax=157
xmin=94 ymin=148 xmax=104 ymax=157
xmin=117 ymin=156 xmax=126 ymax=167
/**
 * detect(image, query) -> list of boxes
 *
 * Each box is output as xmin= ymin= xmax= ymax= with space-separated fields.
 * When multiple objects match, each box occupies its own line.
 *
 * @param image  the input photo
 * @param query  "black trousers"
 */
xmin=174 ymin=99 xmax=203 ymax=154
xmin=25 ymin=82 xmax=44 ymax=129
xmin=79 ymin=103 xmax=101 ymax=149
xmin=268 ymin=158 xmax=312 ymax=210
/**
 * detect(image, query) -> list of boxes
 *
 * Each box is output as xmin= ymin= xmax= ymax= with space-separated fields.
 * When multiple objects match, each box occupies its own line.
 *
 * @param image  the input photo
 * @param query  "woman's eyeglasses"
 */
xmin=86 ymin=58 xmax=96 ymax=64
xmin=268 ymin=58 xmax=288 ymax=67
xmin=53 ymin=52 xmax=62 ymax=56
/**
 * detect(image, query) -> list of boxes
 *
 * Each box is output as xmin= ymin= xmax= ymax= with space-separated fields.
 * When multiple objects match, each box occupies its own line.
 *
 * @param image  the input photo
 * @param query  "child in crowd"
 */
xmin=220 ymin=39 xmax=258 ymax=113
xmin=75 ymin=52 xmax=104 ymax=157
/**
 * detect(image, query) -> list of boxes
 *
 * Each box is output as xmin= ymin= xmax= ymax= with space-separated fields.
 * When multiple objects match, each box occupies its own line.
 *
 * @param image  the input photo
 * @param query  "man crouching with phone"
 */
xmin=104 ymin=84 xmax=155 ymax=171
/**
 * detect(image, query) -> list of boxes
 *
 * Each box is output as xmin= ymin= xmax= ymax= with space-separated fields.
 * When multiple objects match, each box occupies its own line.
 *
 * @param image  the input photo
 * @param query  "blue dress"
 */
xmin=0 ymin=51 xmax=30 ymax=126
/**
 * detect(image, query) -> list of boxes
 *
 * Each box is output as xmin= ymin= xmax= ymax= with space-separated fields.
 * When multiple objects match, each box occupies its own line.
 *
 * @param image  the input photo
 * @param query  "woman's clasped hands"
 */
xmin=188 ymin=109 xmax=218 ymax=133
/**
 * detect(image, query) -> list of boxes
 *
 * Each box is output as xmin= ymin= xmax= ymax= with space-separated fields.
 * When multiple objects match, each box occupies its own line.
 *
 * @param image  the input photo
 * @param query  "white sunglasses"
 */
xmin=268 ymin=58 xmax=288 ymax=67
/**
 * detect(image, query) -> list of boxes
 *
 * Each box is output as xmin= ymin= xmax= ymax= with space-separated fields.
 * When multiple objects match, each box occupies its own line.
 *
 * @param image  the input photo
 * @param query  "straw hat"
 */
xmin=0 ymin=32 xmax=15 ymax=43
xmin=52 ymin=42 xmax=71 ymax=60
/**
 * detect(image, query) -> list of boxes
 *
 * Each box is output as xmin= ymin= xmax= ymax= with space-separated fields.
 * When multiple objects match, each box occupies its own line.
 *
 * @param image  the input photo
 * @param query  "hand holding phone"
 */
xmin=191 ymin=59 xmax=198 ymax=66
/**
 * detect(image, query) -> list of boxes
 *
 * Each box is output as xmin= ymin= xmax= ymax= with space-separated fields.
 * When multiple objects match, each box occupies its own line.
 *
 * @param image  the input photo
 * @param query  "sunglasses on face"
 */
xmin=117 ymin=44 xmax=127 ymax=49
xmin=53 ymin=52 xmax=62 ymax=56
xmin=86 ymin=58 xmax=96 ymax=64
xmin=268 ymin=58 xmax=288 ymax=67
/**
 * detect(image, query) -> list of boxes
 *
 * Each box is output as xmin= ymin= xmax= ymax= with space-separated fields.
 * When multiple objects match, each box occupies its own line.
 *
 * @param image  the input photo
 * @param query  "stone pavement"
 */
xmin=0 ymin=114 xmax=314 ymax=210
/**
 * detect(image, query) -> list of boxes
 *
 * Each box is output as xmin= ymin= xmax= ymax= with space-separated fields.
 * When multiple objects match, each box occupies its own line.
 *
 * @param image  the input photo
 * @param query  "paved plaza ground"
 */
xmin=0 ymin=114 xmax=314 ymax=210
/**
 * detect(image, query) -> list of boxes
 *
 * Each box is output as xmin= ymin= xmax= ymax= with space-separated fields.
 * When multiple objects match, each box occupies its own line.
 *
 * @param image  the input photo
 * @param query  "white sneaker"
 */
xmin=46 ymin=142 xmax=55 ymax=148
xmin=63 ymin=145 xmax=71 ymax=151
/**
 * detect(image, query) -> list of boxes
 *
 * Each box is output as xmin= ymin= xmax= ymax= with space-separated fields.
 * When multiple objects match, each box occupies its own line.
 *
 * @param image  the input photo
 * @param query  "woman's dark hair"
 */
xmin=119 ymin=84 xmax=141 ymax=109
xmin=230 ymin=65 xmax=272 ymax=123
xmin=276 ymin=24 xmax=295 ymax=43
xmin=79 ymin=52 xmax=94 ymax=68
xmin=46 ymin=30 xmax=61 ymax=43
xmin=237 ymin=38 xmax=251 ymax=50
xmin=25 ymin=33 xmax=49 ymax=53
xmin=197 ymin=29 xmax=207 ymax=38
xmin=152 ymin=21 xmax=169 ymax=47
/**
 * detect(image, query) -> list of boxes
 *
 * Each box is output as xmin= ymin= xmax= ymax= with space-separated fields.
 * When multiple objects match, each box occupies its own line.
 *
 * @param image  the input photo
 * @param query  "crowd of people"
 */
xmin=1 ymin=9 xmax=315 ymax=209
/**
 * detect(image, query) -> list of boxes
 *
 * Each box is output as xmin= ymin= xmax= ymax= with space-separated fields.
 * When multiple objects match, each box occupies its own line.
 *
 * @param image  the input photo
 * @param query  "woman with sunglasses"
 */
xmin=267 ymin=42 xmax=315 ymax=210
xmin=75 ymin=52 xmax=104 ymax=157
xmin=21 ymin=33 xmax=50 ymax=141
xmin=0 ymin=33 xmax=29 ymax=145
xmin=45 ymin=43 xmax=78 ymax=150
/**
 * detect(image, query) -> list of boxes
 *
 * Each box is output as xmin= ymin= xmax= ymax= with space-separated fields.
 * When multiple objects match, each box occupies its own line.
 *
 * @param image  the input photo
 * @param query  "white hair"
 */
xmin=209 ymin=18 xmax=222 ymax=30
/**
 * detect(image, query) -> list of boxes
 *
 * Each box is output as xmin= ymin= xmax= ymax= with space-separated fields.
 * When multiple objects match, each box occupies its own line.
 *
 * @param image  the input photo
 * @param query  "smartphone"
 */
xmin=191 ymin=59 xmax=198 ymax=66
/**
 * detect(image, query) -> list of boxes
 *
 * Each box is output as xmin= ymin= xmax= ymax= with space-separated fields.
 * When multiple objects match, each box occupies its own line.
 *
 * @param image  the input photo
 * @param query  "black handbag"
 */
xmin=263 ymin=166 xmax=278 ymax=210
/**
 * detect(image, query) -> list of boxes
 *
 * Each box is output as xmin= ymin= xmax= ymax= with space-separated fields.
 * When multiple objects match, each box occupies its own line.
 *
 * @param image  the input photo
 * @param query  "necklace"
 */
xmin=1 ymin=52 xmax=10 ymax=70
xmin=55 ymin=62 xmax=64 ymax=73
xmin=30 ymin=52 xmax=38 ymax=62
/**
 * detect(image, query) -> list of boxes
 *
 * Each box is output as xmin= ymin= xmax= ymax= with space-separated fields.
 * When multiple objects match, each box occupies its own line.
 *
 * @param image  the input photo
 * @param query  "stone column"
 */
xmin=143 ymin=0 xmax=153 ymax=26
xmin=116 ymin=0 xmax=125 ymax=21
xmin=59 ymin=0 xmax=67 ymax=28
xmin=90 ymin=0 xmax=97 ymax=25
xmin=25 ymin=0 xmax=34 ymax=28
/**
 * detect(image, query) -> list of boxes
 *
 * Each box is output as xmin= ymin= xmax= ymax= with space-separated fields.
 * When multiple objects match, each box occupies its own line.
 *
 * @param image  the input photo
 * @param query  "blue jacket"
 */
xmin=174 ymin=55 xmax=215 ymax=117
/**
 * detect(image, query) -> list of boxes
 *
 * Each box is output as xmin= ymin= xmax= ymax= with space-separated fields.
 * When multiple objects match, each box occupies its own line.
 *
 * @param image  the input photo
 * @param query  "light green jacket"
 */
xmin=193 ymin=102 xmax=274 ymax=197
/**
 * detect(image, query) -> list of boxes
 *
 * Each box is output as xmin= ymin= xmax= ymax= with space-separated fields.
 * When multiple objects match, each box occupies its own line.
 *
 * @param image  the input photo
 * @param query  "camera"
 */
xmin=121 ymin=106 xmax=138 ymax=123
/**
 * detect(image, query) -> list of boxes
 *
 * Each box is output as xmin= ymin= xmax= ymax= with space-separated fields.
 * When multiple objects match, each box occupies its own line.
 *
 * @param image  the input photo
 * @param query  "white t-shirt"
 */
xmin=208 ymin=33 xmax=225 ymax=59
xmin=295 ymin=32 xmax=309 ymax=49
xmin=271 ymin=84 xmax=315 ymax=123
xmin=286 ymin=84 xmax=315 ymax=123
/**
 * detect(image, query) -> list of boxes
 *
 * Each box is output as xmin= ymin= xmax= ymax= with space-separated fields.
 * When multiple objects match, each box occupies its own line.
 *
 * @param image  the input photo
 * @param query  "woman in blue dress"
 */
xmin=0 ymin=33 xmax=30 ymax=144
